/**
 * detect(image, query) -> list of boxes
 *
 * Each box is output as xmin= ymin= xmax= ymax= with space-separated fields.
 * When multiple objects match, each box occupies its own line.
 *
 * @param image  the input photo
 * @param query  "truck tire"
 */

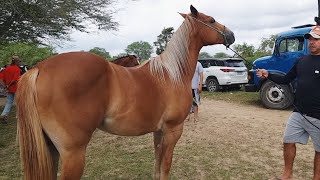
xmin=260 ymin=80 xmax=294 ymax=109
xmin=206 ymin=78 xmax=220 ymax=92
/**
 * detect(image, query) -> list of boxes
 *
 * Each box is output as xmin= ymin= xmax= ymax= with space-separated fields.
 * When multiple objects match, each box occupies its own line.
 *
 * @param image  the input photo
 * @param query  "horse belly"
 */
xmin=98 ymin=116 xmax=161 ymax=136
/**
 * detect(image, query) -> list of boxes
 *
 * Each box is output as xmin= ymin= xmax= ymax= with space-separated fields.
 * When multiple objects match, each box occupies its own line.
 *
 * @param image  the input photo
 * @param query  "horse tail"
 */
xmin=16 ymin=67 xmax=53 ymax=180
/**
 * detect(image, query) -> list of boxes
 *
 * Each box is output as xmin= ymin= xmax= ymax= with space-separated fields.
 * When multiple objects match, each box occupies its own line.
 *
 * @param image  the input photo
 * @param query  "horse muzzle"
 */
xmin=224 ymin=28 xmax=235 ymax=47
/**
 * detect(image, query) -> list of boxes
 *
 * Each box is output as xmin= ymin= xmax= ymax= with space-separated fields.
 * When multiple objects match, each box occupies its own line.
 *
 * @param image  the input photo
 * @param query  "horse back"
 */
xmin=35 ymin=52 xmax=111 ymax=132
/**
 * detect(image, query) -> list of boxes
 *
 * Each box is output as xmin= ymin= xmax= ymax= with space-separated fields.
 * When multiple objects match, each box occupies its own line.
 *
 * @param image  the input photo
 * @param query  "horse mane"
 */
xmin=149 ymin=16 xmax=194 ymax=84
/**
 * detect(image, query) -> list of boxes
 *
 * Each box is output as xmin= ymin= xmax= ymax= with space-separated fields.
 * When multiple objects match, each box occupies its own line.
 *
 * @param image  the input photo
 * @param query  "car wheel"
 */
xmin=260 ymin=80 xmax=293 ymax=109
xmin=206 ymin=78 xmax=220 ymax=92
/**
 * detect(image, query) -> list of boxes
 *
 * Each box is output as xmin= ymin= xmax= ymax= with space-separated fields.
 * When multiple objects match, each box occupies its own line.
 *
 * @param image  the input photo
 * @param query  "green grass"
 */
xmin=0 ymin=107 xmax=21 ymax=180
xmin=202 ymin=89 xmax=261 ymax=106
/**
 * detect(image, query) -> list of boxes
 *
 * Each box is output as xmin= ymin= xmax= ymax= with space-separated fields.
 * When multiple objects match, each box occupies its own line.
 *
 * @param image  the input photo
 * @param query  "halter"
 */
xmin=191 ymin=16 xmax=231 ymax=47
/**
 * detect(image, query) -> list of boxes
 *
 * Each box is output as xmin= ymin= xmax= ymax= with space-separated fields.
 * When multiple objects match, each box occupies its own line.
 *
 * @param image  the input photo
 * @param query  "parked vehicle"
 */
xmin=199 ymin=58 xmax=248 ymax=92
xmin=245 ymin=25 xmax=313 ymax=109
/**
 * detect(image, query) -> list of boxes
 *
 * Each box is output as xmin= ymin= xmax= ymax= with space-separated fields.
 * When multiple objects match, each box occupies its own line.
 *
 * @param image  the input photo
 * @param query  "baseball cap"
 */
xmin=304 ymin=26 xmax=320 ymax=39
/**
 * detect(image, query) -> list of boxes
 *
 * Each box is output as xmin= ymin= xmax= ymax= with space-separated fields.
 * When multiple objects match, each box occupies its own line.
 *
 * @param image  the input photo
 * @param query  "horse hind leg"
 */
xmin=45 ymin=133 xmax=60 ymax=180
xmin=153 ymin=123 xmax=184 ymax=180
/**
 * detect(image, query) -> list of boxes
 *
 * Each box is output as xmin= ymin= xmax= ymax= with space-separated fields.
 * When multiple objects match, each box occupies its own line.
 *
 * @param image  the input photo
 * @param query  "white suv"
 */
xmin=199 ymin=58 xmax=248 ymax=92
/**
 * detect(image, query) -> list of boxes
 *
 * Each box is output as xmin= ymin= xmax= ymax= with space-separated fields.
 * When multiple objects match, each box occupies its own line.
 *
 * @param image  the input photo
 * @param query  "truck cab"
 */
xmin=245 ymin=25 xmax=313 ymax=109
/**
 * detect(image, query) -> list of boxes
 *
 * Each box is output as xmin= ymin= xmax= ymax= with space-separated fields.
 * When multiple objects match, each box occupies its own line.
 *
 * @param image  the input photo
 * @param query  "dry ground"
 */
xmin=85 ymin=97 xmax=314 ymax=179
xmin=0 ymin=96 xmax=315 ymax=179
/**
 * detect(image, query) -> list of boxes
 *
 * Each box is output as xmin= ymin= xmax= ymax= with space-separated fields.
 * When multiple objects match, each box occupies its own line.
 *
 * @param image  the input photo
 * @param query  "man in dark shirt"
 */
xmin=257 ymin=26 xmax=320 ymax=180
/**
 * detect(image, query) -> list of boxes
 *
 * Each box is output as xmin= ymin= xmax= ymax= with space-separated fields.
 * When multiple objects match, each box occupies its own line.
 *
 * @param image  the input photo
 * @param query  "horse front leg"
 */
xmin=153 ymin=122 xmax=184 ymax=180
xmin=153 ymin=130 xmax=163 ymax=179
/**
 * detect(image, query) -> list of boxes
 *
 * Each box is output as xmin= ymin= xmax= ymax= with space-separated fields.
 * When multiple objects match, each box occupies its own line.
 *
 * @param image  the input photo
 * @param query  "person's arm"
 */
xmin=198 ymin=71 xmax=203 ymax=93
xmin=256 ymin=61 xmax=298 ymax=84
xmin=6 ymin=67 xmax=20 ymax=89
xmin=6 ymin=80 xmax=17 ymax=89
xmin=198 ymin=62 xmax=204 ymax=93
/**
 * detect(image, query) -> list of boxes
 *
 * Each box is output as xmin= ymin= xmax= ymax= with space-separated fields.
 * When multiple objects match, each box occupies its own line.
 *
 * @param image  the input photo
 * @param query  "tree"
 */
xmin=213 ymin=52 xmax=230 ymax=58
xmin=88 ymin=47 xmax=111 ymax=60
xmin=125 ymin=41 xmax=153 ymax=60
xmin=232 ymin=43 xmax=255 ymax=58
xmin=198 ymin=52 xmax=212 ymax=59
xmin=0 ymin=0 xmax=120 ymax=44
xmin=153 ymin=27 xmax=174 ymax=55
xmin=0 ymin=43 xmax=56 ymax=67
xmin=256 ymin=35 xmax=277 ymax=56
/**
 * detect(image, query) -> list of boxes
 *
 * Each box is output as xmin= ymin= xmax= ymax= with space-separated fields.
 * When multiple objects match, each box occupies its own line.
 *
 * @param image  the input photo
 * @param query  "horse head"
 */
xmin=180 ymin=5 xmax=235 ymax=47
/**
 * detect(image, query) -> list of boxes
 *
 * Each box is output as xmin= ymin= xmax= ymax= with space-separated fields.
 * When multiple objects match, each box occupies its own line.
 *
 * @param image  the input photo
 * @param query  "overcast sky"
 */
xmin=56 ymin=0 xmax=318 ymax=57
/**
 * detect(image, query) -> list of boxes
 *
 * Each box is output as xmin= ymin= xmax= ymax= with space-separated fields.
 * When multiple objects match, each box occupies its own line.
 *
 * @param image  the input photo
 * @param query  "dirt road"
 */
xmin=180 ymin=98 xmax=314 ymax=179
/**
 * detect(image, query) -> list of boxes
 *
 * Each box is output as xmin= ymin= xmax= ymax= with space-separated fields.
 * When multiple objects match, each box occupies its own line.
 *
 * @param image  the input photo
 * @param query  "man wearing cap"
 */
xmin=256 ymin=26 xmax=320 ymax=180
xmin=0 ymin=56 xmax=21 ymax=124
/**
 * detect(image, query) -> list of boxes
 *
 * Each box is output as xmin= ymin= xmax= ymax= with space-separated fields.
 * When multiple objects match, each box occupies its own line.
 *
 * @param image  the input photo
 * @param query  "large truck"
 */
xmin=244 ymin=25 xmax=313 ymax=109
xmin=244 ymin=0 xmax=320 ymax=110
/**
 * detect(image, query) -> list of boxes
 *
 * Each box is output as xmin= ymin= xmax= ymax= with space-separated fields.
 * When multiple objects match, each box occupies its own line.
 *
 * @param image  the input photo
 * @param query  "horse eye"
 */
xmin=211 ymin=18 xmax=216 ymax=23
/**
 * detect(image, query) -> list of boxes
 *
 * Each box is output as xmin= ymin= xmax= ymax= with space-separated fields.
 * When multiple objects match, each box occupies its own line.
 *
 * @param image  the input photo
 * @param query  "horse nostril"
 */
xmin=226 ymin=31 xmax=235 ymax=45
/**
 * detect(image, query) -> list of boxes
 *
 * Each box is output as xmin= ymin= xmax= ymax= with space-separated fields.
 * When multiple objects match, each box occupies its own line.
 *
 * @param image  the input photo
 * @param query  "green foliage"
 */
xmin=88 ymin=47 xmax=112 ymax=60
xmin=0 ymin=43 xmax=56 ymax=67
xmin=153 ymin=27 xmax=174 ymax=55
xmin=199 ymin=52 xmax=212 ymax=59
xmin=232 ymin=43 xmax=255 ymax=57
xmin=0 ymin=0 xmax=119 ymax=44
xmin=256 ymin=35 xmax=277 ymax=56
xmin=213 ymin=52 xmax=230 ymax=58
xmin=230 ymin=35 xmax=276 ymax=69
xmin=125 ymin=41 xmax=153 ymax=60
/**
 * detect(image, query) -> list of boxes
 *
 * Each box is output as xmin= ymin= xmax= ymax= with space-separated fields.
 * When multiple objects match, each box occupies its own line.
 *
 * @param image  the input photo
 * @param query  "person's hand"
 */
xmin=197 ymin=85 xmax=202 ymax=93
xmin=256 ymin=69 xmax=268 ymax=79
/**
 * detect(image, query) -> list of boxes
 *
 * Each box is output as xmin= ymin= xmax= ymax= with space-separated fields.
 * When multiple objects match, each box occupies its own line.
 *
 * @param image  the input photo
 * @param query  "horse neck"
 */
xmin=149 ymin=17 xmax=202 ymax=86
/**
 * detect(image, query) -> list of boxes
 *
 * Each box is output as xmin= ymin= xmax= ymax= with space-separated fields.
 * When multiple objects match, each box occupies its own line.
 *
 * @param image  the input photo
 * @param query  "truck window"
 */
xmin=279 ymin=37 xmax=304 ymax=53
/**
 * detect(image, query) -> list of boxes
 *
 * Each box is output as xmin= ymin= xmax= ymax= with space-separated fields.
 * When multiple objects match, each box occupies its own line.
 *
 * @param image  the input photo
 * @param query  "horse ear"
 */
xmin=179 ymin=12 xmax=187 ymax=18
xmin=190 ymin=5 xmax=198 ymax=16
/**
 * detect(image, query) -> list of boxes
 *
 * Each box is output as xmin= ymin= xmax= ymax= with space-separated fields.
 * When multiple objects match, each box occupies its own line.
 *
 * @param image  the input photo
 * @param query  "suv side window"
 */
xmin=199 ymin=60 xmax=209 ymax=68
xmin=279 ymin=37 xmax=304 ymax=53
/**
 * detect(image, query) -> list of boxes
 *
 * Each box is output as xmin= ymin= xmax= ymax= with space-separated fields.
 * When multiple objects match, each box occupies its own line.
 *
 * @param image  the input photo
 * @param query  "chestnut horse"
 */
xmin=16 ymin=5 xmax=234 ymax=180
xmin=111 ymin=54 xmax=140 ymax=67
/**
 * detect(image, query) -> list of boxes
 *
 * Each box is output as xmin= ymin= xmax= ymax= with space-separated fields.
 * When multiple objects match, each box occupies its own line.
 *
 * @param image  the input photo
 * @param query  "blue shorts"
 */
xmin=283 ymin=112 xmax=320 ymax=152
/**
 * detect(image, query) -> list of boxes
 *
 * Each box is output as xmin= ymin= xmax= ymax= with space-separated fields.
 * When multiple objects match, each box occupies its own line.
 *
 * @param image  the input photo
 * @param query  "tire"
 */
xmin=260 ymin=80 xmax=294 ymax=109
xmin=206 ymin=78 xmax=220 ymax=92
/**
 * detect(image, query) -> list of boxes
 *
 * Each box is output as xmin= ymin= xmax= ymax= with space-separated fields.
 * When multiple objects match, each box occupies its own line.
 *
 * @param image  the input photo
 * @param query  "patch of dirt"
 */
xmin=180 ymin=97 xmax=314 ymax=179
